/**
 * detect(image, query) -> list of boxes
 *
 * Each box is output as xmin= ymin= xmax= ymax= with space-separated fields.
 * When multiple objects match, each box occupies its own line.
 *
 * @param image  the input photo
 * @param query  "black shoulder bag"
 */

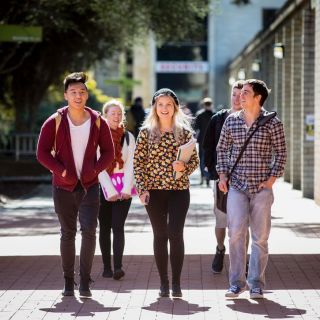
xmin=216 ymin=112 xmax=277 ymax=213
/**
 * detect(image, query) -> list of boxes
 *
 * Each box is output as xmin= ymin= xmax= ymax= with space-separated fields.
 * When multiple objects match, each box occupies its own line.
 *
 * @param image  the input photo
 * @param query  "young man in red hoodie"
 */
xmin=37 ymin=72 xmax=114 ymax=297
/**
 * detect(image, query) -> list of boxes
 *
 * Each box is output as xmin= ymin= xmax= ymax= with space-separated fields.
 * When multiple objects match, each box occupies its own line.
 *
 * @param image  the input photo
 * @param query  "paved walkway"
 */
xmin=0 ymin=174 xmax=320 ymax=319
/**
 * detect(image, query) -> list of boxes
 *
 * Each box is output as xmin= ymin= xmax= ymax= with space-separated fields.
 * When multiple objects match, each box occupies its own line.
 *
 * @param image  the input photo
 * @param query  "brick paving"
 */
xmin=0 ymin=174 xmax=320 ymax=319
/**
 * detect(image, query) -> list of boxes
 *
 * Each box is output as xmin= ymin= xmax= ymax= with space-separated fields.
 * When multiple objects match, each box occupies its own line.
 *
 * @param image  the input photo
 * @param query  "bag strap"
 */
xmin=121 ymin=130 xmax=130 ymax=147
xmin=53 ymin=113 xmax=62 ymax=153
xmin=95 ymin=116 xmax=101 ymax=129
xmin=229 ymin=111 xmax=277 ymax=176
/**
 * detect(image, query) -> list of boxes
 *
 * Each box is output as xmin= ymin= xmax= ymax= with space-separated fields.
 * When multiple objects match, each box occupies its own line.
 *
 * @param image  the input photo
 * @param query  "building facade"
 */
xmin=208 ymin=0 xmax=286 ymax=108
xmin=131 ymin=0 xmax=286 ymax=111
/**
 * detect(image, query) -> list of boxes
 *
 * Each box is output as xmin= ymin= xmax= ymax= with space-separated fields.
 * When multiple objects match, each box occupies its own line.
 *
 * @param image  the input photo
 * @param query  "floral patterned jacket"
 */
xmin=133 ymin=128 xmax=199 ymax=195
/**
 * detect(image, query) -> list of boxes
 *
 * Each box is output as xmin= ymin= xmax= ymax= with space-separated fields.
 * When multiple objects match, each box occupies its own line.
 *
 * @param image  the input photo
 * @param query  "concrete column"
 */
xmin=208 ymin=0 xmax=215 ymax=102
xmin=282 ymin=25 xmax=292 ymax=182
xmin=314 ymin=0 xmax=320 ymax=205
xmin=290 ymin=13 xmax=303 ymax=190
xmin=132 ymin=34 xmax=156 ymax=106
xmin=274 ymin=32 xmax=284 ymax=119
xmin=301 ymin=7 xmax=315 ymax=199
xmin=266 ymin=41 xmax=275 ymax=110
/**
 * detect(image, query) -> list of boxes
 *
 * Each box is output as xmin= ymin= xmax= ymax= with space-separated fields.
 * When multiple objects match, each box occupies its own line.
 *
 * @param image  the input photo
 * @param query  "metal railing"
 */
xmin=0 ymin=133 xmax=38 ymax=161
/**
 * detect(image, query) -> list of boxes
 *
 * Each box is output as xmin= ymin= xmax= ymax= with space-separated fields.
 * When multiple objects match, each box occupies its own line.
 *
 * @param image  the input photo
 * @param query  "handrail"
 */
xmin=0 ymin=133 xmax=38 ymax=161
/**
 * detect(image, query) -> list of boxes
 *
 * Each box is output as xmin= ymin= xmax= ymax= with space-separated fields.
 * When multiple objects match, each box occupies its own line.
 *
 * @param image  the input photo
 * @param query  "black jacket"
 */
xmin=194 ymin=109 xmax=215 ymax=145
xmin=202 ymin=109 xmax=229 ymax=180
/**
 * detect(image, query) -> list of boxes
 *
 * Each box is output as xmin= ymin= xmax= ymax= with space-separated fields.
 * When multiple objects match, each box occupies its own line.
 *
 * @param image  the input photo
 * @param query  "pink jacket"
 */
xmin=37 ymin=106 xmax=114 ymax=191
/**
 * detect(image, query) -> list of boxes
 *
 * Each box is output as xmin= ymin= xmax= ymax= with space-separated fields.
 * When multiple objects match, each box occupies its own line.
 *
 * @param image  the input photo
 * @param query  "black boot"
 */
xmin=212 ymin=245 xmax=226 ymax=273
xmin=79 ymin=277 xmax=93 ymax=298
xmin=113 ymin=269 xmax=125 ymax=280
xmin=159 ymin=281 xmax=170 ymax=297
xmin=62 ymin=277 xmax=75 ymax=296
xmin=172 ymin=283 xmax=182 ymax=298
xmin=102 ymin=268 xmax=113 ymax=278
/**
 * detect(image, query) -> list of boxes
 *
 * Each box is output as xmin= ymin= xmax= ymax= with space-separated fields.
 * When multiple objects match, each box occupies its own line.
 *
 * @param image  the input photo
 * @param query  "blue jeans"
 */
xmin=227 ymin=187 xmax=274 ymax=289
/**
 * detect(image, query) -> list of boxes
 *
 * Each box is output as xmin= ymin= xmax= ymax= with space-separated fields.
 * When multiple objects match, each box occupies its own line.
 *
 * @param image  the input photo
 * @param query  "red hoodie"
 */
xmin=37 ymin=106 xmax=114 ymax=191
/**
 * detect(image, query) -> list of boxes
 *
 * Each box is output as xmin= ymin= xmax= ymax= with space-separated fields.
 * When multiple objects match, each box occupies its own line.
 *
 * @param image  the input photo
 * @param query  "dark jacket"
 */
xmin=37 ymin=106 xmax=114 ymax=191
xmin=194 ymin=109 xmax=215 ymax=145
xmin=128 ymin=104 xmax=146 ymax=138
xmin=202 ymin=109 xmax=229 ymax=180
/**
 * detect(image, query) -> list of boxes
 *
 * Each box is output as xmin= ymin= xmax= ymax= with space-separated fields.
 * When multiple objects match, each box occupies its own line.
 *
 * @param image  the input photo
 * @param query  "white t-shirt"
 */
xmin=67 ymin=115 xmax=91 ymax=179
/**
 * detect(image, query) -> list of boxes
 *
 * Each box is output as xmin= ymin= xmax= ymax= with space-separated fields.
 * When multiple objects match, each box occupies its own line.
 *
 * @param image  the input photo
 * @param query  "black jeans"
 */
xmin=98 ymin=192 xmax=132 ymax=270
xmin=145 ymin=189 xmax=190 ymax=285
xmin=53 ymin=182 xmax=99 ymax=280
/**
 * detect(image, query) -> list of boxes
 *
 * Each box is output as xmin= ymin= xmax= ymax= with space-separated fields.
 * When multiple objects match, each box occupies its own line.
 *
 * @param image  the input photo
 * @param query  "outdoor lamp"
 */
xmin=251 ymin=60 xmax=261 ymax=72
xmin=228 ymin=77 xmax=236 ymax=86
xmin=273 ymin=43 xmax=284 ymax=59
xmin=237 ymin=68 xmax=246 ymax=80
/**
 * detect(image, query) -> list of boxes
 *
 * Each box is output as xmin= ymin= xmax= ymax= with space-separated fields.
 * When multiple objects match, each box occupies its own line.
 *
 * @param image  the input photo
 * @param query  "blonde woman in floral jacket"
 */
xmin=134 ymin=88 xmax=199 ymax=298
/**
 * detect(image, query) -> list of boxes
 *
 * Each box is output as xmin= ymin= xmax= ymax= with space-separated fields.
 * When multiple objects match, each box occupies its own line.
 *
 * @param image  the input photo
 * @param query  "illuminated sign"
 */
xmin=156 ymin=61 xmax=208 ymax=73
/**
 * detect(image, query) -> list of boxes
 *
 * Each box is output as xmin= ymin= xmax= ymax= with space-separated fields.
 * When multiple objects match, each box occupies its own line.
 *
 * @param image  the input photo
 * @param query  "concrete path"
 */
xmin=0 ymin=173 xmax=320 ymax=319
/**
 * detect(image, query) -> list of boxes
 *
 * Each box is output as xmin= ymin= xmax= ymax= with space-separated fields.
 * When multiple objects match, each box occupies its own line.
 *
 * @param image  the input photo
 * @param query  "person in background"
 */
xmin=202 ymin=80 xmax=244 ymax=274
xmin=134 ymin=88 xmax=199 ymax=298
xmin=180 ymin=103 xmax=193 ymax=116
xmin=98 ymin=100 xmax=136 ymax=281
xmin=37 ymin=72 xmax=114 ymax=298
xmin=217 ymin=79 xmax=286 ymax=299
xmin=126 ymin=96 xmax=146 ymax=139
xmin=194 ymin=97 xmax=214 ymax=186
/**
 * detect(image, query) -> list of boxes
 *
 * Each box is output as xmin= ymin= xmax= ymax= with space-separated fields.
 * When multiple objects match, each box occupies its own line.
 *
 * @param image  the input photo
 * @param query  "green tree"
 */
xmin=0 ymin=0 xmax=208 ymax=132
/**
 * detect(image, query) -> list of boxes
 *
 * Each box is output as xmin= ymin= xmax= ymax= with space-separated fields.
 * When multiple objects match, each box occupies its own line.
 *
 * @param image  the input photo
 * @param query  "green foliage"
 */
xmin=0 ymin=0 xmax=209 ymax=132
xmin=86 ymin=76 xmax=112 ymax=111
xmin=35 ymin=73 xmax=113 ymax=130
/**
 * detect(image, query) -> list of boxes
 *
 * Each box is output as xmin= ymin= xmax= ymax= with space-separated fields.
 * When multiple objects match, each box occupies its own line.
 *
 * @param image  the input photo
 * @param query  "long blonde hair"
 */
xmin=141 ymin=94 xmax=194 ymax=142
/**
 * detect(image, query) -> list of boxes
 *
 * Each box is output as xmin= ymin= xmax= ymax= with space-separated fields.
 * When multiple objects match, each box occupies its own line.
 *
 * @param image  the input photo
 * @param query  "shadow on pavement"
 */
xmin=142 ymin=298 xmax=210 ymax=315
xmin=40 ymin=297 xmax=119 ymax=316
xmin=227 ymin=298 xmax=306 ymax=318
xmin=0 ymin=254 xmax=319 ymax=291
xmin=272 ymin=223 xmax=320 ymax=238
xmin=0 ymin=201 xmax=213 ymax=236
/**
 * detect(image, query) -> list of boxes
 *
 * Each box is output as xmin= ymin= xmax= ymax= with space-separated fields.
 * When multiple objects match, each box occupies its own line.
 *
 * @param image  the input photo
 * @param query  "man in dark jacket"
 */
xmin=202 ymin=80 xmax=244 ymax=273
xmin=194 ymin=97 xmax=214 ymax=186
xmin=126 ymin=96 xmax=146 ymax=139
xmin=37 ymin=72 xmax=114 ymax=298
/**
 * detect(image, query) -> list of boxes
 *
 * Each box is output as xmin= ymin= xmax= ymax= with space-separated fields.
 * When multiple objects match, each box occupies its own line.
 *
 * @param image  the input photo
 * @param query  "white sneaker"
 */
xmin=250 ymin=288 xmax=264 ymax=299
xmin=225 ymin=285 xmax=246 ymax=298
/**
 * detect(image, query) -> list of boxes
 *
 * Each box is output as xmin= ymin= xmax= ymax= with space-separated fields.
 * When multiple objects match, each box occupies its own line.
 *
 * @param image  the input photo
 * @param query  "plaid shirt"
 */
xmin=216 ymin=109 xmax=287 ymax=194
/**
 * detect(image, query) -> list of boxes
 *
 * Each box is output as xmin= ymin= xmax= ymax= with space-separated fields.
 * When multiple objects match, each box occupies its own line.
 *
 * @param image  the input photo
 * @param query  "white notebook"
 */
xmin=174 ymin=138 xmax=197 ymax=179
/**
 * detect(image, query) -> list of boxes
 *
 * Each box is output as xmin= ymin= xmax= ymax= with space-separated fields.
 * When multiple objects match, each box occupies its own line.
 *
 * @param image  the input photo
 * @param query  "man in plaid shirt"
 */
xmin=216 ymin=79 xmax=286 ymax=299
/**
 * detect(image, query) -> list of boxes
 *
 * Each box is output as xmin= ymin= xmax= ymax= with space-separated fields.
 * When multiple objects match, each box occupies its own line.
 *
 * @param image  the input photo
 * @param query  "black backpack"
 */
xmin=120 ymin=131 xmax=130 ymax=147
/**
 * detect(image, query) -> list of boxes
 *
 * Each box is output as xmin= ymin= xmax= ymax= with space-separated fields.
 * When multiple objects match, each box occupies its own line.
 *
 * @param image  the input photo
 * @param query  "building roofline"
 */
xmin=229 ymin=0 xmax=307 ymax=69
